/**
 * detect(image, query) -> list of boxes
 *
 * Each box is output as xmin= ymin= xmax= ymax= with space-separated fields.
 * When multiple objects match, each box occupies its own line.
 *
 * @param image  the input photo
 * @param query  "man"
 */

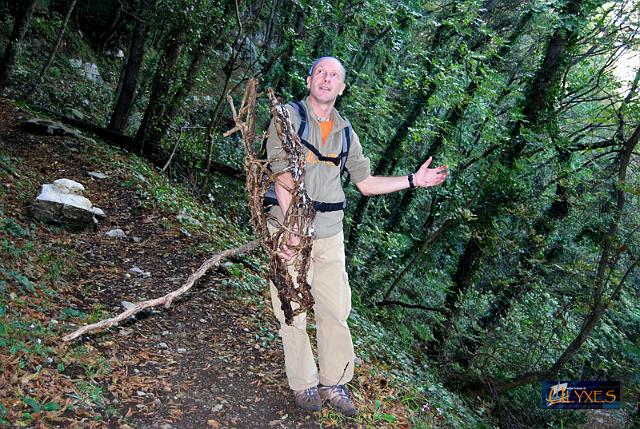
xmin=266 ymin=56 xmax=449 ymax=417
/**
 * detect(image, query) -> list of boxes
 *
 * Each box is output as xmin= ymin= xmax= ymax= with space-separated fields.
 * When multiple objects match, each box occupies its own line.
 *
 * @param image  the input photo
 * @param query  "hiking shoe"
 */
xmin=294 ymin=386 xmax=322 ymax=412
xmin=318 ymin=384 xmax=358 ymax=417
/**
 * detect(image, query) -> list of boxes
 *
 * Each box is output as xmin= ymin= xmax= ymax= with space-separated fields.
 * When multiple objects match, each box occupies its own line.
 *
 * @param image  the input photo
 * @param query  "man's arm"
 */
xmin=355 ymin=156 xmax=448 ymax=196
xmin=274 ymin=172 xmax=299 ymax=261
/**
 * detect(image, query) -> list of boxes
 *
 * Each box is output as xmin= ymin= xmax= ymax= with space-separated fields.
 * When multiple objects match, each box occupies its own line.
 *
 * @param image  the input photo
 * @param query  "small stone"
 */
xmin=121 ymin=301 xmax=135 ymax=310
xmin=132 ymin=236 xmax=142 ymax=243
xmin=130 ymin=266 xmax=151 ymax=278
xmin=105 ymin=228 xmax=126 ymax=238
xmin=158 ymin=342 xmax=168 ymax=349
xmin=199 ymin=319 xmax=206 ymax=323
xmin=176 ymin=212 xmax=201 ymax=226
xmin=177 ymin=348 xmax=186 ymax=353
xmin=88 ymin=171 xmax=109 ymax=179
xmin=162 ymin=330 xmax=169 ymax=336
xmin=136 ymin=391 xmax=146 ymax=397
xmin=180 ymin=227 xmax=192 ymax=237
xmin=49 ymin=319 xmax=58 ymax=325
xmin=243 ymin=328 xmax=249 ymax=332
xmin=211 ymin=404 xmax=223 ymax=412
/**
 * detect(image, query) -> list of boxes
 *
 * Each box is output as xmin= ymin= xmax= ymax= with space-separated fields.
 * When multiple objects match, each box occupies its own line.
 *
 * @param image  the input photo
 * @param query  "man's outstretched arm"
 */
xmin=355 ymin=157 xmax=449 ymax=196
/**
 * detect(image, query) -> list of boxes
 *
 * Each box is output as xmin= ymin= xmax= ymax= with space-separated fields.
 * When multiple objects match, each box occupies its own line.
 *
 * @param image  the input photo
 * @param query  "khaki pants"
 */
xmin=269 ymin=230 xmax=354 ymax=391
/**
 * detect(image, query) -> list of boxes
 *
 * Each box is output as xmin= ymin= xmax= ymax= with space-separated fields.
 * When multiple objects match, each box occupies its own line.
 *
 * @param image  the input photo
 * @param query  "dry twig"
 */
xmin=226 ymin=79 xmax=316 ymax=324
xmin=61 ymin=240 xmax=259 ymax=342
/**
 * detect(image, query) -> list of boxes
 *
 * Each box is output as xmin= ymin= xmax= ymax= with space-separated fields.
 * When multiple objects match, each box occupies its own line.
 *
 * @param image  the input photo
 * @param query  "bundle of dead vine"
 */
xmin=225 ymin=79 xmax=316 ymax=325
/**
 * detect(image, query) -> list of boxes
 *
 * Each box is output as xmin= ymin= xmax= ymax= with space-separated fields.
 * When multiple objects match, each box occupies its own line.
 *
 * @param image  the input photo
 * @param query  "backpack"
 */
xmin=263 ymin=100 xmax=352 ymax=212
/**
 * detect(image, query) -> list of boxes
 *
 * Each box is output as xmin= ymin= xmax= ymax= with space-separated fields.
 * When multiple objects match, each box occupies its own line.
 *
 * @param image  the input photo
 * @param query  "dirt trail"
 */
xmin=0 ymin=101 xmax=353 ymax=428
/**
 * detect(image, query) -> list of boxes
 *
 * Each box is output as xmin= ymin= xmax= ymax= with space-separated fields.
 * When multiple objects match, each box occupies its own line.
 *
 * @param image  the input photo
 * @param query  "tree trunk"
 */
xmin=506 ymin=0 xmax=585 ymax=166
xmin=109 ymin=15 xmax=149 ymax=132
xmin=25 ymin=0 xmax=80 ymax=99
xmin=484 ymin=123 xmax=639 ymax=394
xmin=149 ymin=0 xmax=232 ymax=147
xmin=135 ymin=29 xmax=185 ymax=164
xmin=344 ymin=12 xmax=458 ymax=258
xmin=383 ymin=10 xmax=534 ymax=232
xmin=97 ymin=3 xmax=122 ymax=52
xmin=0 ymin=0 xmax=37 ymax=96
xmin=437 ymin=0 xmax=588 ymax=355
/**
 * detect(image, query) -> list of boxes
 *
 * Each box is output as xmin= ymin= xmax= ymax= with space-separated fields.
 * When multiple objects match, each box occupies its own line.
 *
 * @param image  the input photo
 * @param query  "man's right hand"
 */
xmin=278 ymin=232 xmax=300 ymax=261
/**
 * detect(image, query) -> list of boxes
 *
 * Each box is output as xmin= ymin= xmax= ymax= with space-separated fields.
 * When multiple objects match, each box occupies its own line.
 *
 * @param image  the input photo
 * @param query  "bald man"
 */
xmin=266 ymin=56 xmax=448 ymax=417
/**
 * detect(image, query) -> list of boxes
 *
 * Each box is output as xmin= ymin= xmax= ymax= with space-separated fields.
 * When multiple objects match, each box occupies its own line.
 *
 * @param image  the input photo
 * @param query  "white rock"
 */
xmin=121 ymin=301 xmax=135 ymax=310
xmin=115 ymin=49 xmax=125 ymax=58
xmin=105 ymin=228 xmax=126 ymax=238
xmin=69 ymin=58 xmax=82 ymax=68
xmin=81 ymin=62 xmax=102 ymax=83
xmin=88 ymin=171 xmax=109 ymax=179
xmin=31 ymin=179 xmax=103 ymax=231
xmin=129 ymin=266 xmax=151 ymax=278
xmin=53 ymin=178 xmax=85 ymax=195
xmin=177 ymin=212 xmax=201 ymax=226
xmin=177 ymin=348 xmax=186 ymax=353
xmin=21 ymin=119 xmax=83 ymax=139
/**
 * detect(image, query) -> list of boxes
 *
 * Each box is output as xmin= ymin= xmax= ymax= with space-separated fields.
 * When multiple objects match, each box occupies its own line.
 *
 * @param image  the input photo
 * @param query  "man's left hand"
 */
xmin=413 ymin=157 xmax=449 ymax=187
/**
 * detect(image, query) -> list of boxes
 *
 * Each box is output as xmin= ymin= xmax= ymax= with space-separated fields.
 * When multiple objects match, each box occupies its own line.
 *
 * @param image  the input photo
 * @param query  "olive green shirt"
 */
xmin=266 ymin=98 xmax=371 ymax=239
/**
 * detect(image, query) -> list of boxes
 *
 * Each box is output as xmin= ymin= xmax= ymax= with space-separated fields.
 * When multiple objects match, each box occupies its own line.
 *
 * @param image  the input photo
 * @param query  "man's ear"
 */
xmin=306 ymin=76 xmax=311 ymax=89
xmin=338 ymin=82 xmax=346 ymax=96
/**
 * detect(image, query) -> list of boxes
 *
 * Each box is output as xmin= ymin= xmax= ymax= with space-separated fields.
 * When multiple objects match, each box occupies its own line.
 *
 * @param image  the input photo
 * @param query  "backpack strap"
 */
xmin=340 ymin=123 xmax=352 ymax=187
xmin=289 ymin=100 xmax=341 ymax=166
xmin=290 ymin=101 xmax=309 ymax=142
xmin=264 ymin=102 xmax=351 ymax=212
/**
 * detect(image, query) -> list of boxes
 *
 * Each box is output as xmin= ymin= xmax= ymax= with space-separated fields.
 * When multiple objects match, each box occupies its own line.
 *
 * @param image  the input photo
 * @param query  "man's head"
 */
xmin=306 ymin=56 xmax=346 ymax=104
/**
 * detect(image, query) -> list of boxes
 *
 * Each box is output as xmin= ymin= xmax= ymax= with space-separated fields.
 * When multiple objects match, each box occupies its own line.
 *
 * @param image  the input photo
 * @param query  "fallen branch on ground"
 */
xmin=61 ymin=240 xmax=259 ymax=342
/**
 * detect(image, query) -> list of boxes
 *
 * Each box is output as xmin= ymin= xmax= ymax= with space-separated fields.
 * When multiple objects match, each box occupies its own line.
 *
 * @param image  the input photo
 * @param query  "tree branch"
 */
xmin=62 ymin=240 xmax=260 ymax=342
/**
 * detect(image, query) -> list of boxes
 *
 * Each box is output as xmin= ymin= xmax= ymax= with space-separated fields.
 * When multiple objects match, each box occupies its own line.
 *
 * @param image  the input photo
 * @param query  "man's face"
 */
xmin=306 ymin=58 xmax=346 ymax=104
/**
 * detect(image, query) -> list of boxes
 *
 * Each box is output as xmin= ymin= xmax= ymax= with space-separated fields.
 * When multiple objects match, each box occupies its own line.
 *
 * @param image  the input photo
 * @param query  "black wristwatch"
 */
xmin=408 ymin=173 xmax=416 ymax=189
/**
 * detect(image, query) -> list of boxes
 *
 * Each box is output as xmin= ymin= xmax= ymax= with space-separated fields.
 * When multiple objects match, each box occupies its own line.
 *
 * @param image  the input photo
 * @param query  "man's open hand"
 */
xmin=413 ymin=157 xmax=449 ymax=187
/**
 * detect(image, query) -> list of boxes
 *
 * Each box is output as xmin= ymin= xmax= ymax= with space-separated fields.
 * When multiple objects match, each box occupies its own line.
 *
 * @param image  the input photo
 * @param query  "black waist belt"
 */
xmin=313 ymin=201 xmax=346 ymax=212
xmin=264 ymin=197 xmax=346 ymax=212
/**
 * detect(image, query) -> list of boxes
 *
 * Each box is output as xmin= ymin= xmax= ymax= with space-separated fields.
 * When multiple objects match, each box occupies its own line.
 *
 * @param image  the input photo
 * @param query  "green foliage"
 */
xmin=1 ymin=0 xmax=639 ymax=426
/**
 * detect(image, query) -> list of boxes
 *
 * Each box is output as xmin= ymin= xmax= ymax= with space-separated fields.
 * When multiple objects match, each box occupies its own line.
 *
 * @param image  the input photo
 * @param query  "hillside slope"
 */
xmin=0 ymin=100 xmax=484 ymax=428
